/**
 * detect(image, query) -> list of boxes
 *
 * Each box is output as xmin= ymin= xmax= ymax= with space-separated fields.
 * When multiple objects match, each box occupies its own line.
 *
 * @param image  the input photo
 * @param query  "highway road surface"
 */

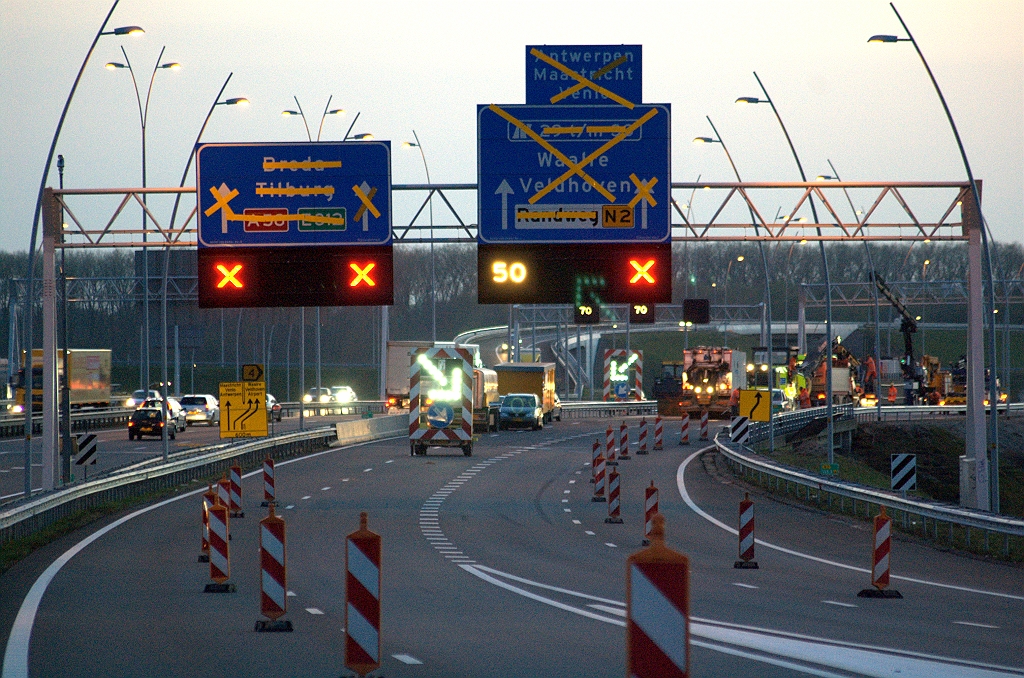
xmin=2 ymin=417 xmax=1022 ymax=677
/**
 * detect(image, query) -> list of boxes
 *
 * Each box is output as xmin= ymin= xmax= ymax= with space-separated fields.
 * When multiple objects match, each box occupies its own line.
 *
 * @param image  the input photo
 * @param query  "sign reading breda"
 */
xmin=196 ymin=141 xmax=394 ymax=308
xmin=478 ymin=45 xmax=671 ymax=306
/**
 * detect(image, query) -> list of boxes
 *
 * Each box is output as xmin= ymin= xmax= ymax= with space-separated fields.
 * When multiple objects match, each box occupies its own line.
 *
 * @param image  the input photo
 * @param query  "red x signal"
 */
xmin=349 ymin=262 xmax=376 ymax=287
xmin=216 ymin=264 xmax=243 ymax=289
xmin=629 ymin=259 xmax=656 ymax=284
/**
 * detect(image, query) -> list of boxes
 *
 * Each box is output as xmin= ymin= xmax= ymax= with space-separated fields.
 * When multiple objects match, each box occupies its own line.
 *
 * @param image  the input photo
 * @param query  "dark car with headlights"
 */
xmin=128 ymin=407 xmax=175 ymax=440
xmin=499 ymin=393 xmax=544 ymax=431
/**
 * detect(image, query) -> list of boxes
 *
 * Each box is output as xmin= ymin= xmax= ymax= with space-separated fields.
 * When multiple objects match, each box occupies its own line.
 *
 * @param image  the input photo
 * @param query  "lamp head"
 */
xmin=816 ymin=174 xmax=835 ymax=181
xmin=868 ymin=34 xmax=899 ymax=43
xmin=159 ymin=62 xmax=181 ymax=71
xmin=692 ymin=136 xmax=716 ymax=144
xmin=112 ymin=26 xmax=145 ymax=36
xmin=735 ymin=96 xmax=762 ymax=105
xmin=326 ymin=108 xmax=345 ymax=115
xmin=105 ymin=62 xmax=127 ymax=70
xmin=736 ymin=256 xmax=744 ymax=262
xmin=402 ymin=141 xmax=419 ymax=148
xmin=281 ymin=110 xmax=300 ymax=116
xmin=223 ymin=97 xmax=249 ymax=106
xmin=352 ymin=133 xmax=374 ymax=140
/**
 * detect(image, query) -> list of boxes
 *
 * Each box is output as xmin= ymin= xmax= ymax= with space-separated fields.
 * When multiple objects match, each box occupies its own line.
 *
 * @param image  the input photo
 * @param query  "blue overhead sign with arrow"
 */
xmin=477 ymin=103 xmax=671 ymax=244
xmin=196 ymin=141 xmax=391 ymax=248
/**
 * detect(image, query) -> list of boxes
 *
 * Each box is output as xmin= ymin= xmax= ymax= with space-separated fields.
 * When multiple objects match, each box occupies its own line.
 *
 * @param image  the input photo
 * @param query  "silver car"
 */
xmin=180 ymin=394 xmax=220 ymax=426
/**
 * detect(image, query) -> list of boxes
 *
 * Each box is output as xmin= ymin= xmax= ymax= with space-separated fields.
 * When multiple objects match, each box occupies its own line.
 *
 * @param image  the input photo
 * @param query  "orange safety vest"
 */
xmin=799 ymin=388 xmax=811 ymax=408
xmin=888 ymin=384 xmax=898 ymax=404
xmin=729 ymin=389 xmax=740 ymax=406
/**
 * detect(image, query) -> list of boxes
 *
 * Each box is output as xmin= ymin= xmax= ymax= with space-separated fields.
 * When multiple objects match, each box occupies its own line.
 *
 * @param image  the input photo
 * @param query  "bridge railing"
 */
xmin=560 ymin=400 xmax=658 ymax=419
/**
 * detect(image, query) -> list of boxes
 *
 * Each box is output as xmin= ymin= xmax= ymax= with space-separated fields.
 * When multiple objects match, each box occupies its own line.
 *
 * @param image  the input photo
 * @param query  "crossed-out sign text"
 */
xmin=204 ymin=183 xmax=379 ymax=227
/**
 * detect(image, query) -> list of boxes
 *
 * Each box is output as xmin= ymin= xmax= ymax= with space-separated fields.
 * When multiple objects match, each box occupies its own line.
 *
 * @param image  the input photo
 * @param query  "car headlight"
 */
xmin=12 ymin=404 xmax=24 ymax=414
xmin=125 ymin=399 xmax=135 ymax=408
xmin=694 ymin=386 xmax=702 ymax=394
xmin=303 ymin=395 xmax=312 ymax=403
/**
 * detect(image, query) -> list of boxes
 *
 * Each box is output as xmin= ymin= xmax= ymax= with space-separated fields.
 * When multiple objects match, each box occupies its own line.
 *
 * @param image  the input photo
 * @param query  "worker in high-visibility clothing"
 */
xmin=863 ymin=355 xmax=877 ymax=392
xmin=729 ymin=388 xmax=740 ymax=417
xmin=798 ymin=387 xmax=812 ymax=409
xmin=888 ymin=383 xmax=898 ymax=405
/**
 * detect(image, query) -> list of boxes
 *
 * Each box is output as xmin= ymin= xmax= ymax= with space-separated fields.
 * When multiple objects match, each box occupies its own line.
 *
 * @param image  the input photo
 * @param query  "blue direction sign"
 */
xmin=477 ymin=103 xmax=670 ymax=244
xmin=526 ymin=45 xmax=642 ymax=106
xmin=196 ymin=141 xmax=391 ymax=248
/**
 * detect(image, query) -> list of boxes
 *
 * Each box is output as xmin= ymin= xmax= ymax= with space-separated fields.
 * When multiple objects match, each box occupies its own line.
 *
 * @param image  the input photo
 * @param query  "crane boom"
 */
xmin=873 ymin=273 xmax=917 ymax=380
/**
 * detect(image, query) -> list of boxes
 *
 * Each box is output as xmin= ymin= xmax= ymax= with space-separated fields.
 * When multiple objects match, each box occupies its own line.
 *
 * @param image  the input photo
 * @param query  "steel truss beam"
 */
xmin=801 ymin=279 xmax=1024 ymax=308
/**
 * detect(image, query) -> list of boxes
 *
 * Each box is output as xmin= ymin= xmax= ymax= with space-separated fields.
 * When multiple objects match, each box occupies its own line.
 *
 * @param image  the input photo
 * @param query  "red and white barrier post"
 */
xmin=591 ymin=439 xmax=600 ymax=483
xmin=591 ymin=453 xmax=607 ymax=502
xmin=643 ymin=481 xmax=659 ymax=546
xmin=699 ymin=410 xmax=709 ymax=440
xmin=654 ymin=415 xmax=664 ymax=450
xmin=679 ymin=414 xmax=690 ymax=446
xmin=627 ymin=514 xmax=690 ymax=678
xmin=262 ymin=455 xmax=275 ymax=507
xmin=255 ymin=503 xmax=292 ymax=631
xmin=345 ymin=511 xmax=382 ymax=677
xmin=605 ymin=469 xmax=623 ymax=523
xmin=229 ymin=464 xmax=244 ymax=518
xmin=619 ymin=421 xmax=631 ymax=460
xmin=858 ymin=506 xmax=902 ymax=598
xmin=205 ymin=496 xmax=234 ymax=593
xmin=638 ymin=418 xmax=649 ymax=455
xmin=606 ymin=425 xmax=618 ymax=466
xmin=199 ymin=484 xmax=216 ymax=563
xmin=217 ymin=474 xmax=231 ymax=508
xmin=735 ymin=492 xmax=758 ymax=569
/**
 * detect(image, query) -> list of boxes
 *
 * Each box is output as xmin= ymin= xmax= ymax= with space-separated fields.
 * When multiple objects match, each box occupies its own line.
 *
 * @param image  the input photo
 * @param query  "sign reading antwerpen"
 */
xmin=477 ymin=103 xmax=670 ymax=244
xmin=196 ymin=141 xmax=392 ymax=247
xmin=526 ymin=45 xmax=642 ymax=105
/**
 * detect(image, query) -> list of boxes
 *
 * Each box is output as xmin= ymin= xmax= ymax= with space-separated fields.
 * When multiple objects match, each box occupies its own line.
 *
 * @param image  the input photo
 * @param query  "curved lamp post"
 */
xmin=403 ymin=131 xmax=436 ymax=342
xmin=21 ymin=0 xmax=142 ymax=497
xmin=870 ymin=2 xmax=1000 ymax=511
xmin=159 ymin=75 xmax=247 ymax=461
xmin=736 ymin=72 xmax=836 ymax=466
xmin=694 ymin=119 xmax=775 ymax=452
xmin=105 ymin=45 xmax=179 ymax=397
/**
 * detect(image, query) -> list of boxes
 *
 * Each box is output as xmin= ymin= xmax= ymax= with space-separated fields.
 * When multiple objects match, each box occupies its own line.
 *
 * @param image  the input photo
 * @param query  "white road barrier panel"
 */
xmin=591 ymin=454 xmax=607 ymax=502
xmin=262 ymin=455 xmax=275 ymax=506
xmin=638 ymin=418 xmax=649 ymax=455
xmin=619 ymin=421 xmax=631 ymax=460
xmin=654 ymin=415 xmax=664 ymax=450
xmin=255 ymin=503 xmax=292 ymax=632
xmin=699 ymin=410 xmax=709 ymax=440
xmin=643 ymin=481 xmax=659 ymax=546
xmin=606 ymin=425 xmax=617 ymax=466
xmin=859 ymin=506 xmax=902 ymax=598
xmin=205 ymin=497 xmax=234 ymax=593
xmin=199 ymin=484 xmax=216 ymax=563
xmin=345 ymin=511 xmax=382 ymax=677
xmin=606 ymin=469 xmax=623 ymax=524
xmin=590 ymin=439 xmax=600 ymax=483
xmin=229 ymin=464 xmax=244 ymax=518
xmin=735 ymin=493 xmax=758 ymax=569
xmin=679 ymin=414 xmax=689 ymax=446
xmin=627 ymin=514 xmax=690 ymax=678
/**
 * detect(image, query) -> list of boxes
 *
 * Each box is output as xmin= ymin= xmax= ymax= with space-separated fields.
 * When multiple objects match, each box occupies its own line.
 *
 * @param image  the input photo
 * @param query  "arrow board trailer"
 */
xmin=477 ymin=104 xmax=671 ymax=244
xmin=409 ymin=348 xmax=474 ymax=457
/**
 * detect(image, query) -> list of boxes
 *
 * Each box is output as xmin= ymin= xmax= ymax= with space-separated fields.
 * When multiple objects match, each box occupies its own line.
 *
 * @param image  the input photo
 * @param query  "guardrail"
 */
xmin=0 ymin=414 xmax=407 ymax=545
xmin=560 ymin=400 xmax=658 ymax=419
xmin=851 ymin=402 xmax=1024 ymax=422
xmin=714 ymin=433 xmax=1024 ymax=559
xmin=0 ymin=408 xmax=134 ymax=438
xmin=278 ymin=400 xmax=388 ymax=418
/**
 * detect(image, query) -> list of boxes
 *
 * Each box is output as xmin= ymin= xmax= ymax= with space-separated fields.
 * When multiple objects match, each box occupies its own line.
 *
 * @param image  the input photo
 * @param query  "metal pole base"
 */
xmin=254 ymin=620 xmax=294 ymax=632
xmin=734 ymin=560 xmax=759 ymax=569
xmin=857 ymin=588 xmax=902 ymax=599
xmin=204 ymin=583 xmax=236 ymax=593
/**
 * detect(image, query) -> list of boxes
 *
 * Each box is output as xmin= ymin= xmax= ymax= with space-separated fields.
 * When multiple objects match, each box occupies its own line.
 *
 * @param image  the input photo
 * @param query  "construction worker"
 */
xmin=729 ymin=388 xmax=740 ymax=417
xmin=798 ymin=386 xmax=812 ymax=409
xmin=863 ymin=355 xmax=877 ymax=393
xmin=888 ymin=383 xmax=898 ymax=405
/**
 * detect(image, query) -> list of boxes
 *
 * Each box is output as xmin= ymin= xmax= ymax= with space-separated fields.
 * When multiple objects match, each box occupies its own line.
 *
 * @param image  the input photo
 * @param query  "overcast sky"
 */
xmin=1 ymin=0 xmax=1021 ymax=252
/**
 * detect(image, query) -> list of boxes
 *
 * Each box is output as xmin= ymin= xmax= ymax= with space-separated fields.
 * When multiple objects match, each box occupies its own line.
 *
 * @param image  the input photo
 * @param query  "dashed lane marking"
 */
xmin=306 ymin=608 xmax=325 ymax=615
xmin=733 ymin=583 xmax=759 ymax=590
xmin=822 ymin=600 xmax=858 ymax=608
xmin=301 ymin=495 xmax=311 ymax=500
xmin=605 ymin=543 xmax=617 ymax=548
xmin=953 ymin=621 xmax=1000 ymax=629
xmin=393 ymin=654 xmax=424 ymax=665
xmin=585 ymin=531 xmax=595 ymax=535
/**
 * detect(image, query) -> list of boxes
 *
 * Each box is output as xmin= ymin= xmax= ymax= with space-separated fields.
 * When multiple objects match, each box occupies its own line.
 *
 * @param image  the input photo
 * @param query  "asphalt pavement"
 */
xmin=1 ymin=417 xmax=1021 ymax=677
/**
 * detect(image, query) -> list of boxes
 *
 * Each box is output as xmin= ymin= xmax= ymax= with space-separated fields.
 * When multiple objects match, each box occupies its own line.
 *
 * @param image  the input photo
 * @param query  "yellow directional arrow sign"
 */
xmin=740 ymin=389 xmax=771 ymax=423
xmin=219 ymin=381 xmax=268 ymax=438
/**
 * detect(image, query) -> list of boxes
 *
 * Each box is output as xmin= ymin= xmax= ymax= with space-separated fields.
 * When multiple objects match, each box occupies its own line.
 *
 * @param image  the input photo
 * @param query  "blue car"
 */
xmin=499 ymin=393 xmax=544 ymax=431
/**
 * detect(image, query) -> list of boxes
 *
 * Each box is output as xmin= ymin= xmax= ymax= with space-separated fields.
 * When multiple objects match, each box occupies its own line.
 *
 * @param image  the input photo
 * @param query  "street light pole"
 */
xmin=694 ymin=117 xmax=775 ymax=453
xmin=404 ymin=131 xmax=435 ymax=342
xmin=737 ymin=72 xmax=835 ymax=465
xmin=870 ymin=1 xmax=1001 ymax=512
xmin=57 ymin=155 xmax=72 ymax=484
xmin=21 ymin=2 xmax=142 ymax=497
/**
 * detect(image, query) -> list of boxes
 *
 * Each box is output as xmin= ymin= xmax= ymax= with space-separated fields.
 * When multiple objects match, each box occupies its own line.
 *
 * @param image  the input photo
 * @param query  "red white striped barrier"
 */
xmin=679 ymin=414 xmax=690 ymax=446
xmin=699 ymin=410 xmax=709 ymax=440
xmin=654 ymin=416 xmax=664 ymax=450
xmin=199 ymin=484 xmax=216 ymax=563
xmin=205 ymin=497 xmax=234 ymax=592
xmin=262 ymin=455 xmax=275 ymax=506
xmin=858 ymin=506 xmax=902 ymax=598
xmin=256 ymin=503 xmax=292 ymax=631
xmin=734 ymin=493 xmax=758 ymax=569
xmin=638 ymin=418 xmax=649 ymax=455
xmin=590 ymin=439 xmax=600 ymax=483
xmin=346 ymin=512 xmax=382 ymax=676
xmin=605 ymin=469 xmax=623 ymax=523
xmin=217 ymin=474 xmax=231 ymax=509
xmin=619 ymin=421 xmax=631 ymax=460
xmin=606 ymin=425 xmax=617 ymax=465
xmin=591 ymin=454 xmax=607 ymax=502
xmin=627 ymin=514 xmax=690 ymax=678
xmin=229 ymin=464 xmax=244 ymax=518
xmin=643 ymin=481 xmax=659 ymax=545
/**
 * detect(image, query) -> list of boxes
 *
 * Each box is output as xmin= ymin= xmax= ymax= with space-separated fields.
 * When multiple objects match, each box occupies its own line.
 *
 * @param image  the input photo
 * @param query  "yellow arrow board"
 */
xmin=740 ymin=389 xmax=771 ymax=423
xmin=220 ymin=381 xmax=268 ymax=438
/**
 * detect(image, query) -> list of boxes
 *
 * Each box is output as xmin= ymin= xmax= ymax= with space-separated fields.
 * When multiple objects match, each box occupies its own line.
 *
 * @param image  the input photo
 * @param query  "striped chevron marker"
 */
xmin=858 ymin=506 xmax=902 ymax=598
xmin=591 ymin=454 xmax=607 ymax=502
xmin=259 ymin=504 xmax=288 ymax=622
xmin=643 ymin=481 xmax=659 ymax=545
xmin=217 ymin=475 xmax=231 ymax=511
xmin=591 ymin=439 xmax=600 ymax=483
xmin=606 ymin=425 xmax=617 ymax=466
xmin=605 ymin=469 xmax=623 ymax=523
xmin=734 ymin=493 xmax=758 ymax=569
xmin=679 ymin=413 xmax=690 ymax=446
xmin=263 ymin=456 xmax=276 ymax=505
xmin=890 ymin=454 xmax=917 ymax=492
xmin=229 ymin=465 xmax=244 ymax=517
xmin=619 ymin=421 xmax=631 ymax=459
xmin=207 ymin=498 xmax=230 ymax=586
xmin=729 ymin=416 xmax=750 ymax=444
xmin=654 ymin=415 xmax=664 ymax=450
xmin=699 ymin=410 xmax=709 ymax=440
xmin=200 ymin=484 xmax=216 ymax=562
xmin=638 ymin=418 xmax=649 ymax=455
xmin=346 ymin=511 xmax=382 ymax=677
xmin=627 ymin=514 xmax=690 ymax=678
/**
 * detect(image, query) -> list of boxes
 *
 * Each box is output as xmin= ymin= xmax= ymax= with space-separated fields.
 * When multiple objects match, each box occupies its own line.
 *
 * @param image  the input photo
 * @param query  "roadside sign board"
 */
xmin=526 ymin=45 xmax=642 ymax=106
xmin=890 ymin=453 xmax=917 ymax=491
xmin=477 ymin=103 xmax=670 ymax=244
xmin=820 ymin=462 xmax=839 ymax=476
xmin=242 ymin=364 xmax=264 ymax=382
xmin=739 ymin=389 xmax=771 ymax=422
xmin=196 ymin=141 xmax=392 ymax=248
xmin=219 ymin=381 xmax=268 ymax=438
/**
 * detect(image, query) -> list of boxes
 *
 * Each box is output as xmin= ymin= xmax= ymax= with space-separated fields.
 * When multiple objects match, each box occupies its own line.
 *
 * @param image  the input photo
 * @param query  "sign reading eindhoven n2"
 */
xmin=477 ymin=103 xmax=670 ymax=244
xmin=196 ymin=141 xmax=392 ymax=247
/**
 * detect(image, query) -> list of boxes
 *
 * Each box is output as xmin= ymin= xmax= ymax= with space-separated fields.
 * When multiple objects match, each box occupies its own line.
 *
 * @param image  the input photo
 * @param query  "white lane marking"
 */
xmin=342 ymin=478 xmax=350 ymax=482
xmin=561 ymin=499 xmax=569 ymax=503
xmin=676 ymin=450 xmax=1024 ymax=602
xmin=285 ymin=505 xmax=295 ymax=510
xmin=589 ymin=603 xmax=626 ymax=616
xmin=301 ymin=495 xmax=311 ymax=500
xmin=392 ymin=654 xmax=423 ymax=665
xmin=385 ymin=460 xmax=394 ymax=464
xmin=287 ymin=591 xmax=297 ymax=597
xmin=563 ymin=508 xmax=571 ymax=513
xmin=321 ymin=486 xmax=331 ymax=491
xmin=605 ymin=543 xmax=617 ymax=548
xmin=363 ymin=468 xmax=372 ymax=472
xmin=569 ymin=479 xmax=576 ymax=484
xmin=585 ymin=531 xmax=595 ymax=535
xmin=572 ymin=520 xmax=582 ymax=525
xmin=733 ymin=583 xmax=759 ymax=589
xmin=463 ymin=565 xmax=1024 ymax=678
xmin=822 ymin=600 xmax=858 ymax=608
xmin=953 ymin=621 xmax=1000 ymax=629
xmin=306 ymin=607 xmax=325 ymax=615
xmin=563 ymin=490 xmax=571 ymax=494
